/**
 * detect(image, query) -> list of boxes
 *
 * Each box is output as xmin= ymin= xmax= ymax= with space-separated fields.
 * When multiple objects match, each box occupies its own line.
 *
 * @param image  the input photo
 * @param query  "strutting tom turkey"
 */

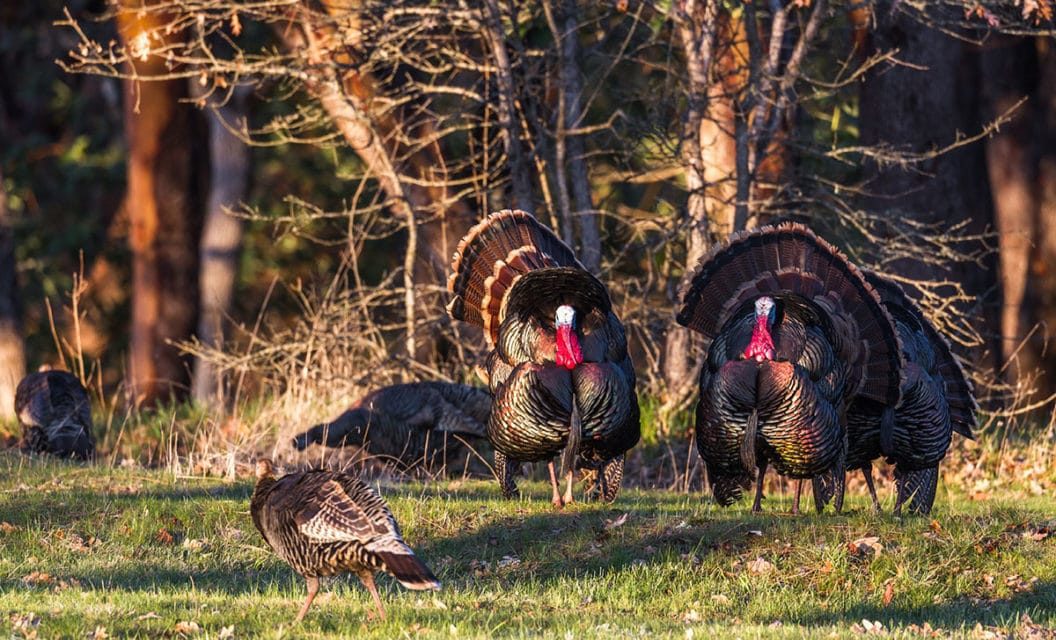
xmin=291 ymin=382 xmax=491 ymax=468
xmin=15 ymin=370 xmax=94 ymax=460
xmin=251 ymin=459 xmax=440 ymax=621
xmin=677 ymin=223 xmax=903 ymax=513
xmin=837 ymin=271 xmax=977 ymax=515
xmin=447 ymin=209 xmax=640 ymax=507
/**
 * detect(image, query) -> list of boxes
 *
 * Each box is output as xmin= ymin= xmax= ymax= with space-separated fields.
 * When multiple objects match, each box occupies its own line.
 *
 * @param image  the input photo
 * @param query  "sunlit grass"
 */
xmin=0 ymin=452 xmax=1054 ymax=639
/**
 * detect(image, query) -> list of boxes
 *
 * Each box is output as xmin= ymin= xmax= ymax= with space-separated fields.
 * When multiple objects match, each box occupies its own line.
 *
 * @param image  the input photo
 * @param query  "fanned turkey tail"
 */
xmin=863 ymin=271 xmax=978 ymax=439
xmin=447 ymin=209 xmax=610 ymax=344
xmin=677 ymin=222 xmax=903 ymax=409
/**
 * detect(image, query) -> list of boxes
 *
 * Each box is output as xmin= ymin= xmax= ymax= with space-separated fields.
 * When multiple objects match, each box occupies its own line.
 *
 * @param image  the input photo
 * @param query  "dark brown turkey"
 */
xmin=835 ymin=271 xmax=977 ymax=515
xmin=15 ymin=370 xmax=94 ymax=460
xmin=291 ymin=382 xmax=491 ymax=468
xmin=677 ymin=223 xmax=903 ymax=513
xmin=447 ymin=209 xmax=639 ymax=507
xmin=251 ymin=459 xmax=440 ymax=621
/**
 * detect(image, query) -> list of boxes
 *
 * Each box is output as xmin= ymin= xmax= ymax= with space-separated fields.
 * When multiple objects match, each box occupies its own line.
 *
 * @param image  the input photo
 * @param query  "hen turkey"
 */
xmin=838 ymin=271 xmax=977 ymax=515
xmin=291 ymin=382 xmax=491 ymax=468
xmin=447 ymin=209 xmax=639 ymax=507
xmin=677 ymin=223 xmax=903 ymax=513
xmin=15 ymin=370 xmax=94 ymax=460
xmin=251 ymin=459 xmax=440 ymax=621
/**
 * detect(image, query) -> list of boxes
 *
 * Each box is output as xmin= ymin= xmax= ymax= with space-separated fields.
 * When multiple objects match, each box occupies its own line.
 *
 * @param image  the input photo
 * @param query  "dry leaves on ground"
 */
xmin=848 ymin=536 xmax=883 ymax=558
xmin=747 ymin=557 xmax=775 ymax=574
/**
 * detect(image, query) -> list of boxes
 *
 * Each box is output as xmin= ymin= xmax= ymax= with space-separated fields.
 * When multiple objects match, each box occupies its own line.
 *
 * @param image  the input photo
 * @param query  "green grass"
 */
xmin=0 ymin=453 xmax=1054 ymax=639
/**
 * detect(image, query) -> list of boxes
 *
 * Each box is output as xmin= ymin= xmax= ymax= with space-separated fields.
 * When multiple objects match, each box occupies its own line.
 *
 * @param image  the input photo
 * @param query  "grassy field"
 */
xmin=0 ymin=452 xmax=1054 ymax=639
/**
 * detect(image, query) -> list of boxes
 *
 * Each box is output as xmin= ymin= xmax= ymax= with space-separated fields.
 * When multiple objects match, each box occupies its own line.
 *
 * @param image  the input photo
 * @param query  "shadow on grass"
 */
xmin=800 ymin=581 xmax=1056 ymax=630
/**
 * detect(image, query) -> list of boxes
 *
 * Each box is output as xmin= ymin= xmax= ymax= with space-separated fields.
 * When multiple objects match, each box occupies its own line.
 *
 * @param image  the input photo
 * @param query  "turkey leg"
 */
xmin=751 ymin=460 xmax=768 ymax=513
xmin=296 ymin=576 xmax=320 ymax=622
xmin=359 ymin=571 xmax=387 ymax=621
xmin=548 ymin=460 xmax=564 ymax=509
xmin=562 ymin=469 xmax=576 ymax=506
xmin=862 ymin=465 xmax=881 ymax=512
xmin=791 ymin=480 xmax=803 ymax=515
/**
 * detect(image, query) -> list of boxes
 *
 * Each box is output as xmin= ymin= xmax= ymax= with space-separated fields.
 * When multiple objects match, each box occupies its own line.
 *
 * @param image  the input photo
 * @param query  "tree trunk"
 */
xmin=117 ymin=5 xmax=203 ymax=406
xmin=555 ymin=0 xmax=600 ymax=273
xmin=0 ymin=169 xmax=26 ymax=421
xmin=663 ymin=0 xmax=729 ymax=401
xmin=483 ymin=0 xmax=534 ymax=213
xmin=284 ymin=2 xmax=475 ymax=360
xmin=859 ymin=7 xmax=1001 ymax=375
xmin=981 ymin=38 xmax=1039 ymax=381
xmin=1025 ymin=37 xmax=1056 ymax=401
xmin=191 ymin=90 xmax=250 ymax=406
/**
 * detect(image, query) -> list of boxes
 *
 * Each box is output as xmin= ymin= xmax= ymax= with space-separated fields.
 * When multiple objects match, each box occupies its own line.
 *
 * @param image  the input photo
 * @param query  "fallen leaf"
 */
xmin=218 ymin=627 xmax=235 ymax=640
xmin=182 ymin=538 xmax=208 ymax=552
xmin=0 ymin=521 xmax=18 ymax=533
xmin=22 ymin=572 xmax=55 ymax=587
xmin=747 ymin=557 xmax=774 ymax=574
xmin=155 ymin=529 xmax=175 ymax=545
xmin=10 ymin=613 xmax=41 ymax=631
xmin=496 ymin=555 xmax=520 ymax=568
xmin=929 ymin=520 xmax=942 ymax=533
xmin=604 ymin=513 xmax=629 ymax=530
xmin=174 ymin=621 xmax=201 ymax=635
xmin=848 ymin=536 xmax=883 ymax=558
xmin=87 ymin=626 xmax=109 ymax=639
xmin=882 ymin=581 xmax=895 ymax=607
xmin=682 ymin=609 xmax=701 ymax=623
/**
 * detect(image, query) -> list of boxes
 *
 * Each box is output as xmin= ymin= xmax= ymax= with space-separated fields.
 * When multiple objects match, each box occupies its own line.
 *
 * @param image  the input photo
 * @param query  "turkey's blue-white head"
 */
xmin=754 ymin=297 xmax=776 ymax=326
xmin=555 ymin=304 xmax=583 ymax=370
xmin=744 ymin=296 xmax=777 ymax=362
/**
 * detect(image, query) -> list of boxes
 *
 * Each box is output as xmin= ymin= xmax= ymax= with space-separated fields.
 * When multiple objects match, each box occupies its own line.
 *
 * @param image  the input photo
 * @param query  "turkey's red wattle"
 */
xmin=555 ymin=325 xmax=583 ymax=370
xmin=743 ymin=316 xmax=776 ymax=362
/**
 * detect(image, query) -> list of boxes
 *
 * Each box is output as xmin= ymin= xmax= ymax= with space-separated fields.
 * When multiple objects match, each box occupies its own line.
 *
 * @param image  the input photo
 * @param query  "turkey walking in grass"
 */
xmin=447 ymin=209 xmax=640 ymax=507
xmin=836 ymin=271 xmax=978 ymax=515
xmin=677 ymin=223 xmax=903 ymax=514
xmin=291 ymin=382 xmax=492 ymax=468
xmin=250 ymin=459 xmax=440 ymax=621
xmin=15 ymin=369 xmax=94 ymax=460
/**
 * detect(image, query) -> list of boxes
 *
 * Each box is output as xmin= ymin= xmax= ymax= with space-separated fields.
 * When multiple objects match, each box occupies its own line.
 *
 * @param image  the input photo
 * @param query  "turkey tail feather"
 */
xmin=375 ymin=550 xmax=441 ymax=591
xmin=561 ymin=400 xmax=582 ymax=477
xmin=894 ymin=465 xmax=939 ymax=515
xmin=812 ymin=470 xmax=836 ymax=513
xmin=740 ymin=408 xmax=758 ymax=472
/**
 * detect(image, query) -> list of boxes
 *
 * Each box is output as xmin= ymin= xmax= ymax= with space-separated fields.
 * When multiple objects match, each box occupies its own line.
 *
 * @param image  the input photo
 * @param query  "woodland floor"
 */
xmin=0 ymin=452 xmax=1054 ymax=639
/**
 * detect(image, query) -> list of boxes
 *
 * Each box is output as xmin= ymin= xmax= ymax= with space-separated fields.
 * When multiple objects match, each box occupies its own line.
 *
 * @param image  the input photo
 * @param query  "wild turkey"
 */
xmin=447 ymin=209 xmax=639 ymax=507
xmin=838 ymin=271 xmax=977 ymax=515
xmin=677 ymin=223 xmax=903 ymax=513
xmin=291 ymin=382 xmax=491 ymax=467
xmin=250 ymin=459 xmax=440 ymax=621
xmin=15 ymin=370 xmax=94 ymax=460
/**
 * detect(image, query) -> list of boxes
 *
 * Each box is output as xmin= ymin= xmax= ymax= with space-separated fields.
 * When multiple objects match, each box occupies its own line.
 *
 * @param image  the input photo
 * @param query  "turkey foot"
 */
xmin=548 ymin=461 xmax=565 ymax=509
xmin=791 ymin=480 xmax=803 ymax=515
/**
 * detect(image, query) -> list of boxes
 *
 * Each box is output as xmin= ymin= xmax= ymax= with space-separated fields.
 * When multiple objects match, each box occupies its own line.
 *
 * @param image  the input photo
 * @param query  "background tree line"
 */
xmin=1 ymin=0 xmax=1054 ymax=436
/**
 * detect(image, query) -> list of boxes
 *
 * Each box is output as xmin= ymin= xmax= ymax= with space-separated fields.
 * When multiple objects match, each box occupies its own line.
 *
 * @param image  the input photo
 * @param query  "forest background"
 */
xmin=1 ymin=0 xmax=1055 ymax=468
